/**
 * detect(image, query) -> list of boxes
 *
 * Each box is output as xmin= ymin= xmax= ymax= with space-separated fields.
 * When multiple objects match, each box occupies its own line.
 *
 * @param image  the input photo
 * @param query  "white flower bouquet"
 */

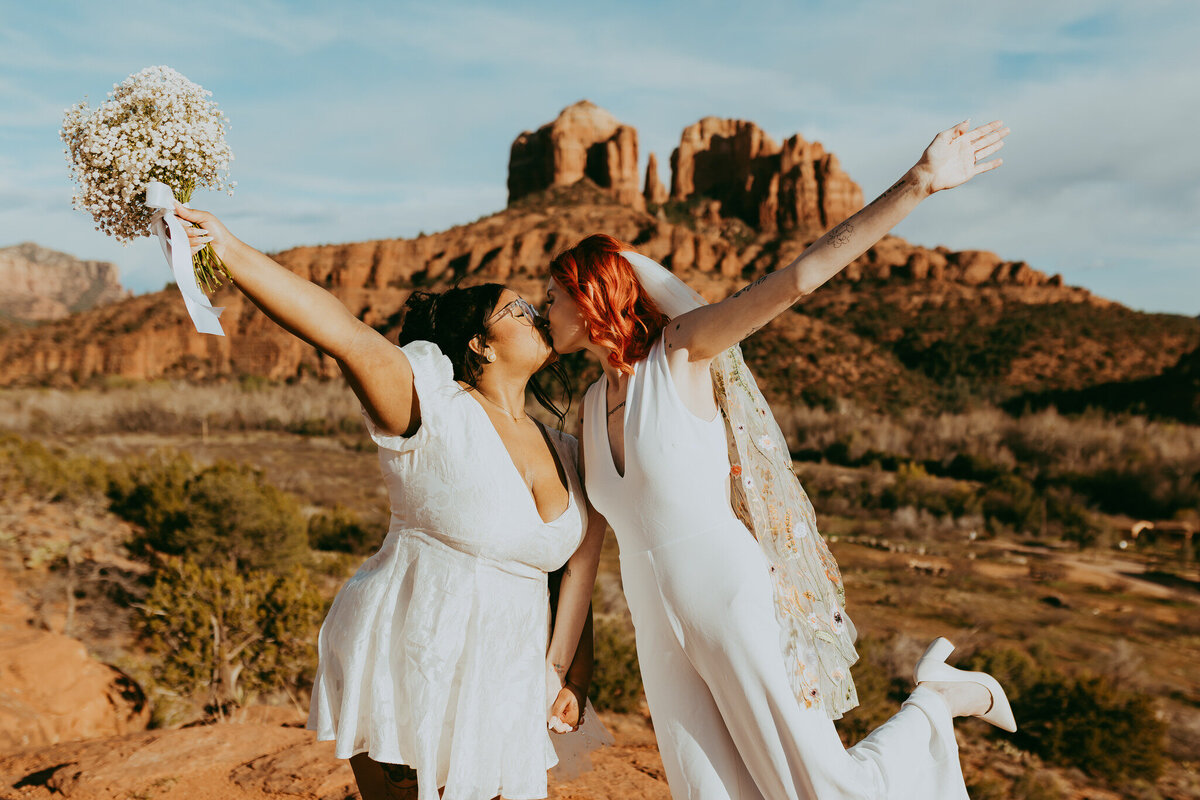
xmin=61 ymin=65 xmax=235 ymax=293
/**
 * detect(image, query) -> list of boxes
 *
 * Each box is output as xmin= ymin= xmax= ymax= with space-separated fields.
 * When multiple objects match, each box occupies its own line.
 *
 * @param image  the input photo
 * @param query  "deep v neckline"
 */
xmin=599 ymin=367 xmax=634 ymax=480
xmin=462 ymin=391 xmax=574 ymax=525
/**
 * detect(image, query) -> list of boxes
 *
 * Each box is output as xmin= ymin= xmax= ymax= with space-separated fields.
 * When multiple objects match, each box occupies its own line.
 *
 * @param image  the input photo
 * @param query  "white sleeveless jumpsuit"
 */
xmin=582 ymin=337 xmax=969 ymax=800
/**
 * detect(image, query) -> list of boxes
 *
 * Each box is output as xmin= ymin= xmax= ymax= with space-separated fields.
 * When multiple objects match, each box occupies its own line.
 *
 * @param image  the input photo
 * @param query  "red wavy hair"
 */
xmin=549 ymin=234 xmax=670 ymax=375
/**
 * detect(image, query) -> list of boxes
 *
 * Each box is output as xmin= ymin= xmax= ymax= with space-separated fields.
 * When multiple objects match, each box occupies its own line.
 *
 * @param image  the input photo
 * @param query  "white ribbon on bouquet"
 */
xmin=145 ymin=181 xmax=225 ymax=336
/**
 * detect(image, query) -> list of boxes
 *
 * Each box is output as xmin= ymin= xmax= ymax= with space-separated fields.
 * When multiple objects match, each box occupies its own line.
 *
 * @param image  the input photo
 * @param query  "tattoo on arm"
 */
xmin=858 ymin=175 xmax=912 ymax=216
xmin=732 ymin=274 xmax=768 ymax=299
xmin=880 ymin=176 xmax=909 ymax=200
xmin=829 ymin=221 xmax=854 ymax=248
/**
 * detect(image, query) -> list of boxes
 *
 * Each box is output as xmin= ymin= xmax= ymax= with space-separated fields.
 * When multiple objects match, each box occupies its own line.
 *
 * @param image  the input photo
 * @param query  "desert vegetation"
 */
xmin=0 ymin=378 xmax=361 ymax=437
xmin=2 ymin=380 xmax=1198 ymax=798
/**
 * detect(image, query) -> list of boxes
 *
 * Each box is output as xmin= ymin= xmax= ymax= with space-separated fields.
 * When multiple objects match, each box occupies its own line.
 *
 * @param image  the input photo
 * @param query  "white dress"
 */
xmin=306 ymin=340 xmax=589 ymax=800
xmin=582 ymin=337 xmax=969 ymax=800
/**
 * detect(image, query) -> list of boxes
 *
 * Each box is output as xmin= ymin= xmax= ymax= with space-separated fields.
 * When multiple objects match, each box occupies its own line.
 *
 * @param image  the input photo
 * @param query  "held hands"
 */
xmin=174 ymin=203 xmax=234 ymax=259
xmin=916 ymin=120 xmax=1009 ymax=194
xmin=549 ymin=685 xmax=582 ymax=733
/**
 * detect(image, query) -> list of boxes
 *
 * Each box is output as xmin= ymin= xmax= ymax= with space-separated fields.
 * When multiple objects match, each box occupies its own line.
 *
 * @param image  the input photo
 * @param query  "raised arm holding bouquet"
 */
xmin=61 ymin=66 xmax=235 ymax=335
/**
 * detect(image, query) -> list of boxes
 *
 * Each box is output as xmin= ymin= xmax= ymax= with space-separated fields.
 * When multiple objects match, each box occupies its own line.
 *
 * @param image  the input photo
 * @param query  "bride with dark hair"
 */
xmin=172 ymin=205 xmax=609 ymax=800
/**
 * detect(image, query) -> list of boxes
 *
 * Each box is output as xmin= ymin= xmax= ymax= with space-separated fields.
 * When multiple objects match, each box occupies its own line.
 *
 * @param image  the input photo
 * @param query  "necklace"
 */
xmin=473 ymin=388 xmax=528 ymax=422
xmin=608 ymin=400 xmax=625 ymax=418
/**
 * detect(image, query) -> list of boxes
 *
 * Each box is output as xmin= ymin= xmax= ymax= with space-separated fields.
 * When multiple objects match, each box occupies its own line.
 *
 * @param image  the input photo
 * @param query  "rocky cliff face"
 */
xmin=0 ymin=243 xmax=130 ymax=323
xmin=0 ymin=103 xmax=1121 ymax=392
xmin=668 ymin=118 xmax=863 ymax=235
xmin=0 ymin=188 xmax=1079 ymax=389
xmin=508 ymin=100 xmax=644 ymax=210
xmin=0 ymin=566 xmax=147 ymax=752
xmin=643 ymin=152 xmax=668 ymax=207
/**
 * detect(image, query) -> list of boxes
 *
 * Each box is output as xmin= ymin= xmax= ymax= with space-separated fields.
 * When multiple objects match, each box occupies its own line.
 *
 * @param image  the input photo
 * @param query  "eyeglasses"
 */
xmin=487 ymin=297 xmax=539 ymax=327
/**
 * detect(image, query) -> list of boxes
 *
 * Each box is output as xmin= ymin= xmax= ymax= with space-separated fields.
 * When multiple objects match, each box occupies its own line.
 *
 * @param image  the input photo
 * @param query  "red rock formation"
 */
xmin=0 ymin=190 xmax=1077 ymax=388
xmin=668 ymin=118 xmax=863 ymax=236
xmin=670 ymin=118 xmax=780 ymax=229
xmin=644 ymin=152 xmax=668 ymax=207
xmin=0 ymin=109 xmax=1093 ymax=388
xmin=0 ymin=570 xmax=147 ymax=751
xmin=0 ymin=243 xmax=130 ymax=323
xmin=508 ymin=101 xmax=644 ymax=210
xmin=776 ymin=136 xmax=863 ymax=235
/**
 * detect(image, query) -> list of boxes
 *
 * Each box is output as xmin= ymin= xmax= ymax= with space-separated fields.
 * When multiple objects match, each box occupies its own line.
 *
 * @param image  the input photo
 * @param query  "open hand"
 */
xmin=174 ymin=202 xmax=234 ymax=258
xmin=549 ymin=685 xmax=581 ymax=733
xmin=919 ymin=120 xmax=1009 ymax=193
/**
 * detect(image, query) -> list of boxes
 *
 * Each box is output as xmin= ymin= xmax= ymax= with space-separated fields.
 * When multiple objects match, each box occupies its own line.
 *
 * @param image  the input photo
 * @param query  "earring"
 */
xmin=486 ymin=351 xmax=496 ymax=363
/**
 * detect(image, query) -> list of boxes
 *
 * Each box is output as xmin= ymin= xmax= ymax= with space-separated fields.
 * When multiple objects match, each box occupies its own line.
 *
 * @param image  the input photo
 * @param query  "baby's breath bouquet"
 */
xmin=61 ymin=66 xmax=235 ymax=293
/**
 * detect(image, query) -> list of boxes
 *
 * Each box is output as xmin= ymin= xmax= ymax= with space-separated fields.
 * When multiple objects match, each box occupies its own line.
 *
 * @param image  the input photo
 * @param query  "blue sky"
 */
xmin=1 ymin=0 xmax=1197 ymax=314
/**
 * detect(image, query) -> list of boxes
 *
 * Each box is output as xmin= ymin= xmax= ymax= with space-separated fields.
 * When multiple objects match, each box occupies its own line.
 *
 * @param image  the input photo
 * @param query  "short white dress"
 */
xmin=306 ymin=340 xmax=590 ymax=800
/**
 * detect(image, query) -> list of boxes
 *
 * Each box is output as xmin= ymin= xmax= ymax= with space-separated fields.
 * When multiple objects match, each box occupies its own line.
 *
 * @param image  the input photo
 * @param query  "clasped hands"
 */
xmin=548 ymin=660 xmax=583 ymax=734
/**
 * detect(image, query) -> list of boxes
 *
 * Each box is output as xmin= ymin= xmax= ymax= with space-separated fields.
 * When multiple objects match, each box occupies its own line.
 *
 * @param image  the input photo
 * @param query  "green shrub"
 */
xmin=961 ymin=645 xmax=1043 ymax=705
xmin=108 ymin=450 xmax=195 ymax=541
xmin=589 ymin=615 xmax=642 ymax=713
xmin=137 ymin=556 xmax=324 ymax=718
xmin=1068 ymin=462 xmax=1200 ymax=521
xmin=308 ymin=505 xmax=381 ymax=555
xmin=1013 ymin=673 xmax=1166 ymax=782
xmin=1009 ymin=769 xmax=1065 ymax=800
xmin=943 ymin=451 xmax=1005 ymax=482
xmin=0 ymin=433 xmax=110 ymax=502
xmin=963 ymin=646 xmax=1166 ymax=783
xmin=1044 ymin=487 xmax=1101 ymax=547
xmin=881 ymin=462 xmax=981 ymax=518
xmin=982 ymin=473 xmax=1043 ymax=533
xmin=111 ymin=454 xmax=307 ymax=572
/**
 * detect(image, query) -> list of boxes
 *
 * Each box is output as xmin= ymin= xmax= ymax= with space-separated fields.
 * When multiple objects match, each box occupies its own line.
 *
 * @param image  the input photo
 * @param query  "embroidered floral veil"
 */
xmin=621 ymin=250 xmax=861 ymax=719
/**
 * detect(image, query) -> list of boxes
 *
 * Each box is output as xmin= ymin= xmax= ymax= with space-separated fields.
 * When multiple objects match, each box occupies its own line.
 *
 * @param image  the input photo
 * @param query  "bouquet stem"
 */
xmin=175 ymin=182 xmax=230 ymax=294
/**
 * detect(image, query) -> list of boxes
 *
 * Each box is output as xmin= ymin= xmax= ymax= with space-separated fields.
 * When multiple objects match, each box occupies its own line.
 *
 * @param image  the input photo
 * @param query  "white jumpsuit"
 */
xmin=582 ymin=337 xmax=969 ymax=800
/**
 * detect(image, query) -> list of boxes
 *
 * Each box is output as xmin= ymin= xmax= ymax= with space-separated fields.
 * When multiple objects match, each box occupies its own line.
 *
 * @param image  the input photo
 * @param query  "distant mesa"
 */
xmin=669 ymin=117 xmax=863 ymax=236
xmin=508 ymin=104 xmax=864 ymax=237
xmin=0 ymin=101 xmax=1165 ymax=397
xmin=508 ymin=100 xmax=643 ymax=210
xmin=0 ymin=242 xmax=130 ymax=324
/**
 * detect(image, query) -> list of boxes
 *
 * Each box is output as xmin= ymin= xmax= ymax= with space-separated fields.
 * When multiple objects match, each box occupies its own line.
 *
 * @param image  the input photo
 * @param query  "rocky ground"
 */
xmin=0 ymin=709 xmax=673 ymax=800
xmin=2 ymin=490 xmax=1197 ymax=799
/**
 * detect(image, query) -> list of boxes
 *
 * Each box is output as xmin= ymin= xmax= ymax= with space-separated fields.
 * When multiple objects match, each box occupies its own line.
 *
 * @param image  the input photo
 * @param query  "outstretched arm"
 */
xmin=174 ymin=205 xmax=418 ymax=436
xmin=666 ymin=120 xmax=1009 ymax=362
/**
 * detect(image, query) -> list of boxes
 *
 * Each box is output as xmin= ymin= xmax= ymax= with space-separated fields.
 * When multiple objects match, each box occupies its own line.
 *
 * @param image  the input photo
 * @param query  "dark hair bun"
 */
xmin=398 ymin=291 xmax=440 ymax=345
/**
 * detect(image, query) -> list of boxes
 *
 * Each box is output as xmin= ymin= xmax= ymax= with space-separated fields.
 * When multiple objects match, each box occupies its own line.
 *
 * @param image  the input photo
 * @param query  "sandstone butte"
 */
xmin=0 ymin=243 xmax=129 ymax=325
xmin=0 ymin=100 xmax=1096 ymax=388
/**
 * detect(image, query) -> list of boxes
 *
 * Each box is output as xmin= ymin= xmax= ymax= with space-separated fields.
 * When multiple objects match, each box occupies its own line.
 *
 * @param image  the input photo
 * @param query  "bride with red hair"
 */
xmin=544 ymin=120 xmax=1013 ymax=799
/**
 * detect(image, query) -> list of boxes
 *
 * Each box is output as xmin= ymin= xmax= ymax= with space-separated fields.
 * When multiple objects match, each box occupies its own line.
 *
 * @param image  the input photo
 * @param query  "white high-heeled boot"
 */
xmin=914 ymin=637 xmax=1017 ymax=732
